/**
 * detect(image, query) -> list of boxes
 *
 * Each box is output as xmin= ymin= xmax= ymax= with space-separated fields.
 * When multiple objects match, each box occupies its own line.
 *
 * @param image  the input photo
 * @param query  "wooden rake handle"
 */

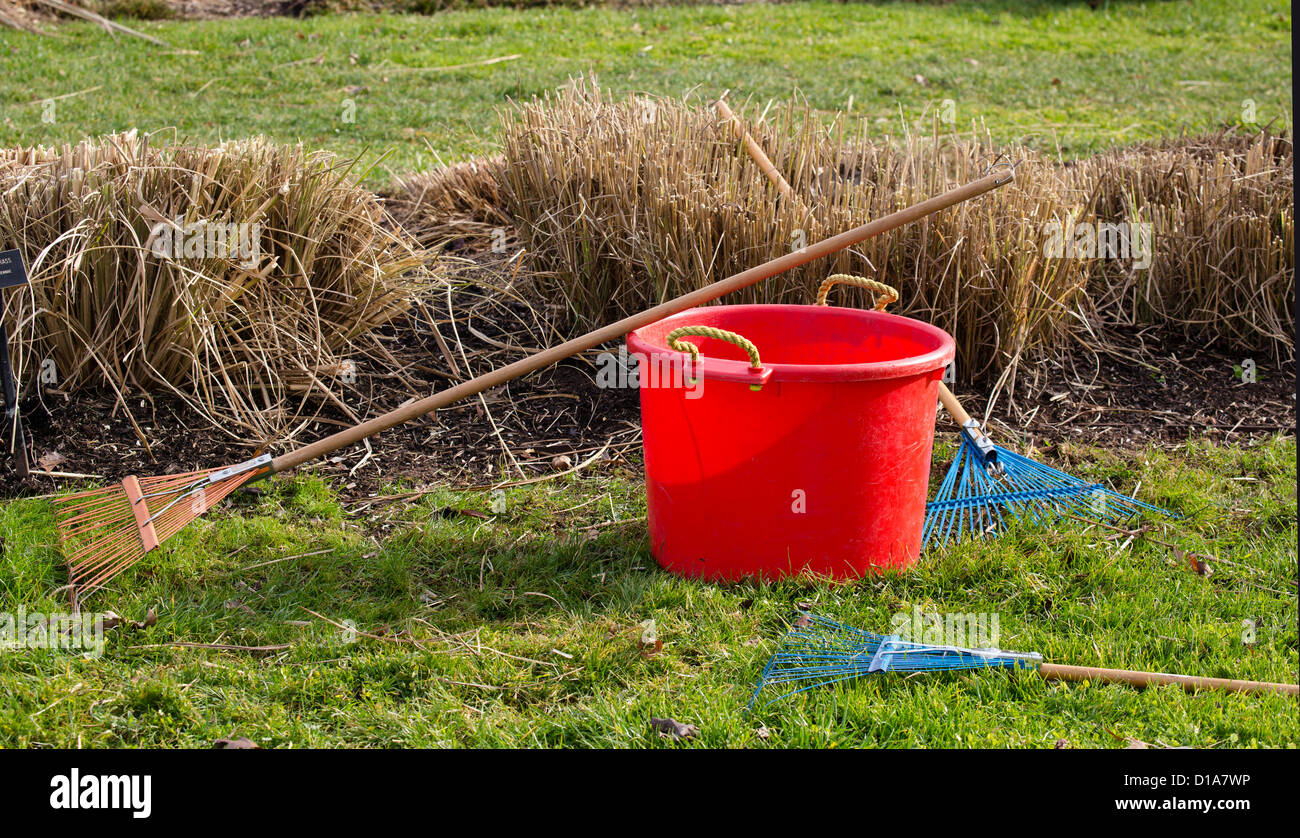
xmin=271 ymin=169 xmax=1014 ymax=473
xmin=1039 ymin=662 xmax=1298 ymax=697
xmin=937 ymin=382 xmax=976 ymax=427
xmin=714 ymin=99 xmax=794 ymax=199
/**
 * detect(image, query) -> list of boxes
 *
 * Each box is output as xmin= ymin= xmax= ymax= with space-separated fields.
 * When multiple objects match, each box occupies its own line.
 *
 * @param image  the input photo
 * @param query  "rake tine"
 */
xmin=924 ymin=435 xmax=1176 ymax=551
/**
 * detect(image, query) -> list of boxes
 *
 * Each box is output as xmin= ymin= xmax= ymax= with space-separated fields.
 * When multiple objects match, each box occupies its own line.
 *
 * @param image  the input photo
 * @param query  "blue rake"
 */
xmin=923 ymin=389 xmax=1175 ymax=551
xmin=750 ymin=614 xmax=1299 ymax=705
xmin=750 ymin=614 xmax=1040 ymax=707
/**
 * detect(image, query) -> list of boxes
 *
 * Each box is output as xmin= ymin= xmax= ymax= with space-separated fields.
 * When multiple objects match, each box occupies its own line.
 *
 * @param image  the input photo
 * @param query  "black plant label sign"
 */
xmin=0 ymin=249 xmax=28 ymax=289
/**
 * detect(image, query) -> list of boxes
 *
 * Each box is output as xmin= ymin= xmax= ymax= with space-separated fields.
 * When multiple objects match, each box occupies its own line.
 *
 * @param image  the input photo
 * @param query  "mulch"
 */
xmin=961 ymin=328 xmax=1295 ymax=450
xmin=2 ymin=270 xmax=1292 ymax=503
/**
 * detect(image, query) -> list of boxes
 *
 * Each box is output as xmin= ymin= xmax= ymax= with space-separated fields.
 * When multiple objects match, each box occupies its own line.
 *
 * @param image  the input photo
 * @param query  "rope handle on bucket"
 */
xmin=813 ymin=274 xmax=899 ymax=310
xmin=665 ymin=325 xmax=765 ymax=391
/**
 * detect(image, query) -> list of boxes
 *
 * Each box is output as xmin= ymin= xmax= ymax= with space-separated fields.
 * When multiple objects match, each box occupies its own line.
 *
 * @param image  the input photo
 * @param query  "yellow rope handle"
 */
xmin=666 ymin=325 xmax=763 ymax=369
xmin=814 ymin=273 xmax=899 ymax=310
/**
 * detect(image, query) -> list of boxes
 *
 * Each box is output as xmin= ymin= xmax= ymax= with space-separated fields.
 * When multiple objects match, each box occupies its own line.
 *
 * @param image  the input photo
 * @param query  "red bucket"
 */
xmin=626 ymin=304 xmax=954 ymax=580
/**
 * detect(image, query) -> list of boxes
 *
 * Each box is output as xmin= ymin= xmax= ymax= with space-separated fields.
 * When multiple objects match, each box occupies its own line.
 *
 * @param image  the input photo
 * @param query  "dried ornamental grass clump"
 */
xmin=498 ymin=82 xmax=1293 ymax=398
xmin=1087 ymin=131 xmax=1294 ymax=361
xmin=0 ymin=131 xmax=426 ymax=441
xmin=498 ymin=81 xmax=1093 ymax=390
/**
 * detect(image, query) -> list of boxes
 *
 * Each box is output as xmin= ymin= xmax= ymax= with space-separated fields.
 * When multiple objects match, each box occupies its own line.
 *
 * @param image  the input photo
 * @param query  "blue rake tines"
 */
xmin=749 ymin=614 xmax=1041 ymax=707
xmin=922 ymin=435 xmax=1175 ymax=551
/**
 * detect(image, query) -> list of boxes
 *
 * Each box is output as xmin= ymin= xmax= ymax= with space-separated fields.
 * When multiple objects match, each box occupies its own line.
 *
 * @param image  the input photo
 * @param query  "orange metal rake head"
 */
xmin=52 ymin=455 xmax=271 ymax=606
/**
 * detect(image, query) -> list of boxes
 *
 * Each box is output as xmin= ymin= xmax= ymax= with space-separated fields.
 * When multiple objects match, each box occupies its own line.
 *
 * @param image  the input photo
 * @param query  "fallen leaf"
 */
xmin=756 ymin=726 xmax=771 ymax=741
xmin=793 ymin=614 xmax=813 ymax=628
xmin=212 ymin=737 xmax=261 ymax=749
xmin=1171 ymin=547 xmax=1214 ymax=576
xmin=1054 ymin=738 xmax=1070 ymax=749
xmin=551 ymin=455 xmax=573 ymax=470
xmin=224 ymin=599 xmax=256 ymax=617
xmin=88 ymin=608 xmax=154 ymax=636
xmin=650 ymin=717 xmax=698 ymax=741
xmin=38 ymin=451 xmax=66 ymax=471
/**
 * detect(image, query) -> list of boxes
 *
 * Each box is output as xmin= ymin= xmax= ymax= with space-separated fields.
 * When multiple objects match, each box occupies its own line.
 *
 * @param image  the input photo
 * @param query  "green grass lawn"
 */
xmin=1 ymin=437 xmax=1295 ymax=747
xmin=0 ymin=0 xmax=1292 ymax=184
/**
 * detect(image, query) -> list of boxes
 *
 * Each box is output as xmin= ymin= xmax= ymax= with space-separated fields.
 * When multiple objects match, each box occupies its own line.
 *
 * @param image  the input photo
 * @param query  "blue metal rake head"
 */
xmin=923 ymin=423 xmax=1176 ymax=552
xmin=750 ymin=614 xmax=1299 ymax=704
xmin=750 ymin=613 xmax=1041 ymax=707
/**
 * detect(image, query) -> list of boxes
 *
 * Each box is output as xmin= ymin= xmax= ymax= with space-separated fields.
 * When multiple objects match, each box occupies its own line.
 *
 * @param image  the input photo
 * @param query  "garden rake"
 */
xmin=751 ymin=614 xmax=1298 ymax=706
xmin=921 ymin=387 xmax=1175 ymax=549
xmin=53 ymin=168 xmax=1015 ymax=605
xmin=715 ymin=96 xmax=1175 ymax=550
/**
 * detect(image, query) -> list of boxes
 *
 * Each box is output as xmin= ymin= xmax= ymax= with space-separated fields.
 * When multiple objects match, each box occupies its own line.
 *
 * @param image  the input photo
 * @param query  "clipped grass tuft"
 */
xmin=0 ymin=130 xmax=428 ymax=441
xmin=497 ymin=82 xmax=1293 ymax=395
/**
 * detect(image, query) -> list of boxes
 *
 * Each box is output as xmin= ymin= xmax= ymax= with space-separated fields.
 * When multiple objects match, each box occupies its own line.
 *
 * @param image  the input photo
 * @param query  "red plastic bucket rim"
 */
xmin=627 ymin=304 xmax=955 ymax=383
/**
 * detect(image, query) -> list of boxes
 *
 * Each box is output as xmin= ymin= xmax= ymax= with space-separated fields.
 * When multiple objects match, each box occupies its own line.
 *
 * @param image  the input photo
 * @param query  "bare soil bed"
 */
xmin=4 ymin=258 xmax=1292 ymax=502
